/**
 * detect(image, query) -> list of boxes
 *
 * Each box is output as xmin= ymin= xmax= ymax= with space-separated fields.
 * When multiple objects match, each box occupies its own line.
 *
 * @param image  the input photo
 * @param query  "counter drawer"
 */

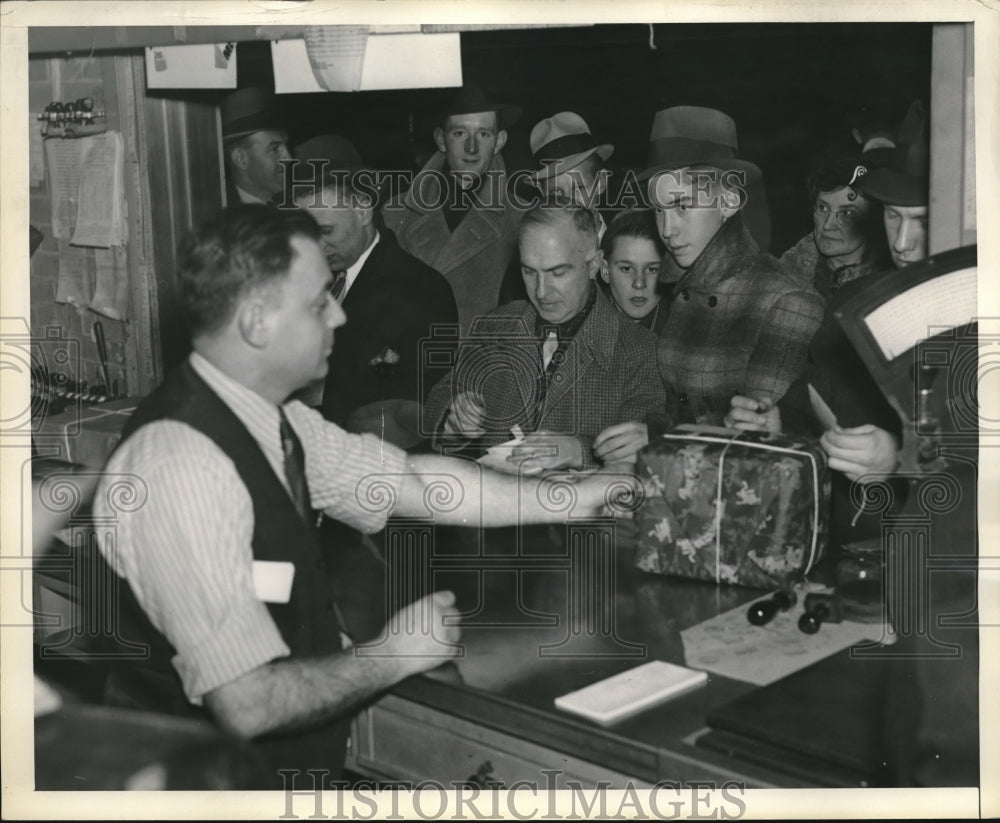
xmin=349 ymin=694 xmax=647 ymax=789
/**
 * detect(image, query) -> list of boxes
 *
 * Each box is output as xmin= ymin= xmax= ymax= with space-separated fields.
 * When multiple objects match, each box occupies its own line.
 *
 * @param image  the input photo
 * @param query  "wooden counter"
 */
xmin=340 ymin=520 xmax=868 ymax=788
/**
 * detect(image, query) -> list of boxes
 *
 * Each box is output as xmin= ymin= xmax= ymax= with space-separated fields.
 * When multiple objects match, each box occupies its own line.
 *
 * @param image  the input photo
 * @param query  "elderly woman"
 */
xmin=779 ymin=154 xmax=890 ymax=301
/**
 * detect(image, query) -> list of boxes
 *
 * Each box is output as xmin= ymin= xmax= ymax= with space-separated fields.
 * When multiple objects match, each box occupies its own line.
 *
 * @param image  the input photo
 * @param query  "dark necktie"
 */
xmin=330 ymin=270 xmax=348 ymax=303
xmin=278 ymin=408 xmax=311 ymax=522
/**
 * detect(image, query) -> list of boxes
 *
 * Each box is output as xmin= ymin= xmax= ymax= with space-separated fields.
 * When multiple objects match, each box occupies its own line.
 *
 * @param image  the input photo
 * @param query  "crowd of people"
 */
xmin=90 ymin=83 xmax=939 ymax=783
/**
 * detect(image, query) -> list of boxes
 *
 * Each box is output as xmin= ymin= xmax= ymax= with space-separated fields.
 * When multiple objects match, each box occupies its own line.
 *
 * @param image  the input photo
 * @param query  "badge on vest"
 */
xmin=252 ymin=560 xmax=295 ymax=604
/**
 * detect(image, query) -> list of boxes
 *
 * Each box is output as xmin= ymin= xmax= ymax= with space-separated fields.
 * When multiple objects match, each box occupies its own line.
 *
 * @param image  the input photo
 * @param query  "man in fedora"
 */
xmin=221 ymin=87 xmax=292 ymax=207
xmin=498 ymin=112 xmax=615 ymax=305
xmin=599 ymin=106 xmax=823 ymax=464
xmin=383 ymin=84 xmax=522 ymax=335
xmin=857 ymin=100 xmax=929 ymax=270
xmin=640 ymin=106 xmax=823 ymax=431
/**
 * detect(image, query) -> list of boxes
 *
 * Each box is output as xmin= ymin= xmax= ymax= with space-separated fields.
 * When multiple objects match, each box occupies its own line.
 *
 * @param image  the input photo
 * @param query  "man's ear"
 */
xmin=229 ymin=145 xmax=249 ymax=171
xmin=719 ymin=187 xmax=742 ymax=220
xmin=236 ymin=294 xmax=271 ymax=349
xmin=599 ymin=253 xmax=610 ymax=284
xmin=357 ymin=203 xmax=375 ymax=228
xmin=433 ymin=127 xmax=447 ymax=154
xmin=588 ymin=249 xmax=602 ymax=281
xmin=595 ymin=168 xmax=610 ymax=197
xmin=494 ymin=129 xmax=508 ymax=155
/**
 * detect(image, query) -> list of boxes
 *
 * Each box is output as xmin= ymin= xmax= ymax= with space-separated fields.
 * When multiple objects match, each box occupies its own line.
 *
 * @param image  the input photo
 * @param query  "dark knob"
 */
xmin=798 ymin=604 xmax=827 ymax=634
xmin=747 ymin=589 xmax=797 ymax=626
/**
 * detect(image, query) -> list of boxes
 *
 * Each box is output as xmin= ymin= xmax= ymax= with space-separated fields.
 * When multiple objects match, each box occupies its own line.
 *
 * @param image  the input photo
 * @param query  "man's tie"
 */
xmin=330 ymin=270 xmax=348 ymax=303
xmin=541 ymin=329 xmax=559 ymax=370
xmin=278 ymin=408 xmax=311 ymax=522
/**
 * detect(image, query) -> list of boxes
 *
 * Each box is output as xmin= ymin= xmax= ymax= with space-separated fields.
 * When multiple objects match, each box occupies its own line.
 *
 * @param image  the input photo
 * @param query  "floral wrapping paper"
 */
xmin=635 ymin=428 xmax=830 ymax=589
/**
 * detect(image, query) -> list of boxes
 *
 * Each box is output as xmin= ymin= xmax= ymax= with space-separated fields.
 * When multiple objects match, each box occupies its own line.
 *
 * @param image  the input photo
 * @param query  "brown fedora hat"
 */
xmin=857 ymin=100 xmax=929 ymax=207
xmin=221 ymin=87 xmax=283 ymax=142
xmin=439 ymin=84 xmax=521 ymax=131
xmin=638 ymin=106 xmax=761 ymax=183
xmin=529 ymin=112 xmax=614 ymax=181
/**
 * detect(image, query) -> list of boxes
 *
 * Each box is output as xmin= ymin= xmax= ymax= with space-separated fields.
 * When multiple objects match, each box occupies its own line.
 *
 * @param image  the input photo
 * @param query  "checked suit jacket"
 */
xmin=423 ymin=287 xmax=666 ymax=467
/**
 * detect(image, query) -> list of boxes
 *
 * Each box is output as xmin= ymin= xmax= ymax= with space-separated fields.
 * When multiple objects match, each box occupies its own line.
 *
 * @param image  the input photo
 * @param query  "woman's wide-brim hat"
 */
xmin=529 ymin=112 xmax=614 ymax=181
xmin=438 ymin=84 xmax=521 ymax=131
xmin=638 ymin=106 xmax=761 ymax=184
xmin=221 ymin=87 xmax=284 ymax=142
xmin=857 ymin=100 xmax=929 ymax=207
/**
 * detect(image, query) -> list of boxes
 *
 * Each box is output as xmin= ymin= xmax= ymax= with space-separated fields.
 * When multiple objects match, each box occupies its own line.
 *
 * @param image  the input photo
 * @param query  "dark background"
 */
xmin=235 ymin=23 xmax=932 ymax=255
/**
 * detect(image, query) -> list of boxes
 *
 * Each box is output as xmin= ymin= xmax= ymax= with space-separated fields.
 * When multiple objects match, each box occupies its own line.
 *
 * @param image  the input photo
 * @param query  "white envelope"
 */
xmin=476 ymin=436 xmax=546 ymax=476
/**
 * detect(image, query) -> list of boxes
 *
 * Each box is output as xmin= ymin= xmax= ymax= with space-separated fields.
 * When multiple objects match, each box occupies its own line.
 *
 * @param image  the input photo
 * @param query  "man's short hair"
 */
xmin=292 ymin=171 xmax=376 ymax=212
xmin=601 ymin=209 xmax=665 ymax=259
xmin=177 ymin=205 xmax=320 ymax=338
xmin=520 ymin=197 xmax=600 ymax=253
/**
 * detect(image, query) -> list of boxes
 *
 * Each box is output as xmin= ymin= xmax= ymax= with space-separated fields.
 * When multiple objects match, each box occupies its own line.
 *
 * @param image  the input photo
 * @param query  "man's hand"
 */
xmin=820 ymin=424 xmax=899 ymax=483
xmin=593 ymin=421 xmax=649 ymax=465
xmin=442 ymin=392 xmax=486 ymax=440
xmin=381 ymin=590 xmax=462 ymax=679
xmin=725 ymin=395 xmax=782 ymax=434
xmin=509 ymin=431 xmax=584 ymax=472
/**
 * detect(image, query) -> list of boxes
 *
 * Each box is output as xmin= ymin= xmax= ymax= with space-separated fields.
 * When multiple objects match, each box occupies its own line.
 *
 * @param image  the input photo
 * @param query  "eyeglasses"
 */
xmin=813 ymin=203 xmax=866 ymax=226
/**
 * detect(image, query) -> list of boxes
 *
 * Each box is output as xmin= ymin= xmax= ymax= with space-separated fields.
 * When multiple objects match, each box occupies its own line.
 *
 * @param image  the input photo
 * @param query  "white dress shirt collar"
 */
xmin=341 ymin=231 xmax=380 ymax=298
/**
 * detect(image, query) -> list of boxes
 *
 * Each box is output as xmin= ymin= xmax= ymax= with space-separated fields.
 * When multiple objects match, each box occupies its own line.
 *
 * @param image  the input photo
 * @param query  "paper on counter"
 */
xmin=477 ymin=434 xmax=544 ymax=476
xmin=681 ymin=594 xmax=893 ymax=687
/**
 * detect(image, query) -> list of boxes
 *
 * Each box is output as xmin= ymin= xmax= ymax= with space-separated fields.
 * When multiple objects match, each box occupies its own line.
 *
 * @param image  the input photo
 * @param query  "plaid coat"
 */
xmin=424 ymin=288 xmax=666 ymax=467
xmin=658 ymin=214 xmax=824 ymax=425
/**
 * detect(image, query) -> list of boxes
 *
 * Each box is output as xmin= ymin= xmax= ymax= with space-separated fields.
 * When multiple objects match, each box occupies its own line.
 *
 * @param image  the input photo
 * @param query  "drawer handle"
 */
xmin=463 ymin=760 xmax=505 ymax=789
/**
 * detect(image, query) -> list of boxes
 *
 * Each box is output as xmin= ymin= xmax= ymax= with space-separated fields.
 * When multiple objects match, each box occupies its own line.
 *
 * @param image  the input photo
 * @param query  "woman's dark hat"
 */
xmin=638 ymin=106 xmax=761 ymax=183
xmin=438 ymin=84 xmax=521 ymax=131
xmin=857 ymin=100 xmax=929 ymax=207
xmin=221 ymin=87 xmax=284 ymax=142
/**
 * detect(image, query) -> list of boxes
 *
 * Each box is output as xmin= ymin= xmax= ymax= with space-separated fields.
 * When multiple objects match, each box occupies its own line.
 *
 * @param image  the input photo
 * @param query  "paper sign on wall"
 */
xmin=145 ymin=42 xmax=237 ymax=89
xmin=271 ymin=32 xmax=462 ymax=94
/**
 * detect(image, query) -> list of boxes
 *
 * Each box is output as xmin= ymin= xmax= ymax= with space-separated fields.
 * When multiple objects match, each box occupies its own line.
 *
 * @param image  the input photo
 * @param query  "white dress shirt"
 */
xmin=94 ymin=352 xmax=406 ymax=703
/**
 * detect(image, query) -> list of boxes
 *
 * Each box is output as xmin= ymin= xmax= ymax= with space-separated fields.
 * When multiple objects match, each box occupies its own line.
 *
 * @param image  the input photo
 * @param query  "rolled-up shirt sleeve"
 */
xmin=95 ymin=422 xmax=290 ymax=704
xmin=284 ymin=402 xmax=408 ymax=533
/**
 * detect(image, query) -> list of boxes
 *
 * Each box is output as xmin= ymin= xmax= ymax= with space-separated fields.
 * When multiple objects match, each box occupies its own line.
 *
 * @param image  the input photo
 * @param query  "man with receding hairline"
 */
xmin=424 ymin=201 xmax=664 ymax=472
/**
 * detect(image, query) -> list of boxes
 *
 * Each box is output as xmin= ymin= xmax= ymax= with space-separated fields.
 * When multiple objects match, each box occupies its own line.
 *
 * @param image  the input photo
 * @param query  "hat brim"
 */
xmin=531 ymin=144 xmax=615 ymax=181
xmin=857 ymin=167 xmax=928 ymax=207
xmin=441 ymin=103 xmax=522 ymax=131
xmin=638 ymin=157 xmax=762 ymax=183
